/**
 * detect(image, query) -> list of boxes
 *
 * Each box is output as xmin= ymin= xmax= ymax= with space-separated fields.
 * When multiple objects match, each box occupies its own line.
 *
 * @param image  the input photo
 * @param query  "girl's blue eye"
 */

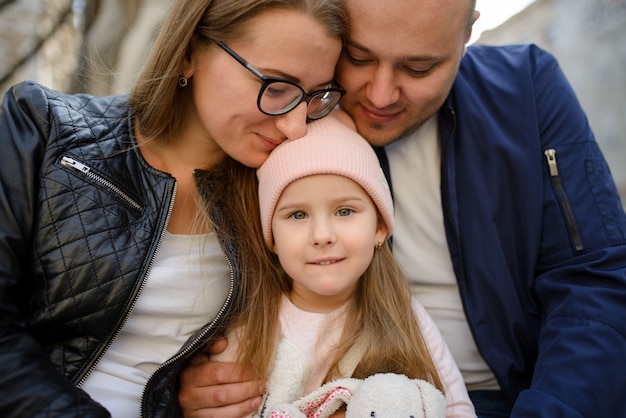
xmin=337 ymin=208 xmax=353 ymax=216
xmin=289 ymin=211 xmax=306 ymax=220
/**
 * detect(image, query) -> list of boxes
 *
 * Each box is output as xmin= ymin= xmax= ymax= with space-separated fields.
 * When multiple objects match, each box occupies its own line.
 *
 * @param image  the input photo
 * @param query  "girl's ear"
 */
xmin=375 ymin=215 xmax=388 ymax=246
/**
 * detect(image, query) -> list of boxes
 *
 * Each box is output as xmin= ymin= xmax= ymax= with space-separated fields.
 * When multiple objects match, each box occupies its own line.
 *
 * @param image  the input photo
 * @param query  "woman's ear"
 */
xmin=182 ymin=36 xmax=200 ymax=79
xmin=182 ymin=55 xmax=194 ymax=80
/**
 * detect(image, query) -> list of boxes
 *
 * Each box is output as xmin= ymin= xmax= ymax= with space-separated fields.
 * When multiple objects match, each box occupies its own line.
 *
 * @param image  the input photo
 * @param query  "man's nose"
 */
xmin=366 ymin=65 xmax=400 ymax=109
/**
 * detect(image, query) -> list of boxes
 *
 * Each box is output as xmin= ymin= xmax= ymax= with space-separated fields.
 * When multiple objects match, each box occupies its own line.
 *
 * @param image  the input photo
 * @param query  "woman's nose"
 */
xmin=274 ymin=102 xmax=308 ymax=140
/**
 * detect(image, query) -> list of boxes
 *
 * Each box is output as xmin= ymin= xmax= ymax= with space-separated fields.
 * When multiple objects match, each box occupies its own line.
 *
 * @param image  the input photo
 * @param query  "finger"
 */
xmin=179 ymin=362 xmax=266 ymax=406
xmin=180 ymin=360 xmax=257 ymax=388
xmin=205 ymin=337 xmax=228 ymax=355
xmin=182 ymin=394 xmax=264 ymax=418
xmin=179 ymin=379 xmax=266 ymax=416
xmin=188 ymin=352 xmax=211 ymax=366
xmin=199 ymin=360 xmax=258 ymax=385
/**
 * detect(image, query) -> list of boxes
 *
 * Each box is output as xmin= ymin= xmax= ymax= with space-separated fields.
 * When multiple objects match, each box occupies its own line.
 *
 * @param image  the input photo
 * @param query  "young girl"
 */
xmin=213 ymin=115 xmax=475 ymax=417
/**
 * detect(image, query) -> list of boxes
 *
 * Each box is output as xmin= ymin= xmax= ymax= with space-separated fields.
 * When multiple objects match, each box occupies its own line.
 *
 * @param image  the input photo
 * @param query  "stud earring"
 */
xmin=375 ymin=241 xmax=383 ymax=250
xmin=178 ymin=76 xmax=188 ymax=87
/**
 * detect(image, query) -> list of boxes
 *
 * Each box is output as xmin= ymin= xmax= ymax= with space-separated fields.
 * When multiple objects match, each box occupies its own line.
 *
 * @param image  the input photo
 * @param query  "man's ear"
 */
xmin=465 ymin=10 xmax=481 ymax=44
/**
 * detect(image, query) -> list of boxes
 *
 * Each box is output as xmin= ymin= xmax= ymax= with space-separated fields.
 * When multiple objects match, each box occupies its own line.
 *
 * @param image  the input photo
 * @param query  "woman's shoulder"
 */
xmin=6 ymin=80 xmax=129 ymax=121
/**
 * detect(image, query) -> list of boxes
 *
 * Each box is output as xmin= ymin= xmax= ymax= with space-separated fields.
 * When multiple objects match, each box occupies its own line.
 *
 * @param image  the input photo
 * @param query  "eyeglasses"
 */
xmin=212 ymin=39 xmax=345 ymax=120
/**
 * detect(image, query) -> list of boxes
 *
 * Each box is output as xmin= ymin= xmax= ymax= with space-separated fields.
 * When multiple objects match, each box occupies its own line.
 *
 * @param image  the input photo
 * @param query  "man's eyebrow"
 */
xmin=344 ymin=40 xmax=370 ymax=54
xmin=344 ymin=40 xmax=437 ymax=62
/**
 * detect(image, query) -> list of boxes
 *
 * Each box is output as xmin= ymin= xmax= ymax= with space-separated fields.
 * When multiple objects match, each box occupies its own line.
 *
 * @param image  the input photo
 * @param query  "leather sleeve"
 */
xmin=0 ymin=81 xmax=110 ymax=417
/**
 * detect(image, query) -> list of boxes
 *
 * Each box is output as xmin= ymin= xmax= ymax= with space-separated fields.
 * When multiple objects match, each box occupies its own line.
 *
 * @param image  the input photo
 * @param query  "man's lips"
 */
xmin=359 ymin=104 xmax=402 ymax=124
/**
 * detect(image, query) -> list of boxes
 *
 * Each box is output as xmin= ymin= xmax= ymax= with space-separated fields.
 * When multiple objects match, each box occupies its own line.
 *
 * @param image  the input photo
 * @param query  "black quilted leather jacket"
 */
xmin=0 ymin=82 xmax=240 ymax=417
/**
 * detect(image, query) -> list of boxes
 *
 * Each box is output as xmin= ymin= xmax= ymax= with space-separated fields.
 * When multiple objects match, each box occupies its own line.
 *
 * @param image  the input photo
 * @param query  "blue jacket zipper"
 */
xmin=544 ymin=149 xmax=584 ymax=252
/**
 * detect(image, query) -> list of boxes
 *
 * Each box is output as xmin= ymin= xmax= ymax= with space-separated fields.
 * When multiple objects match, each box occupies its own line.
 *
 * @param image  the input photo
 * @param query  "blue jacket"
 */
xmin=377 ymin=44 xmax=626 ymax=417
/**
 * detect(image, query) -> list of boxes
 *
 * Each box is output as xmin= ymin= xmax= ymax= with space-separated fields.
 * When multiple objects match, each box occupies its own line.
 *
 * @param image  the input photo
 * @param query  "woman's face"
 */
xmin=182 ymin=9 xmax=343 ymax=168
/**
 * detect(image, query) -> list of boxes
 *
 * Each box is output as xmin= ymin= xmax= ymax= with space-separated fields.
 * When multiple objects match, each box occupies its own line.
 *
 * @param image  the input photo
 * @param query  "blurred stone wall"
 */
xmin=0 ymin=0 xmax=169 ymax=96
xmin=0 ymin=0 xmax=81 ymax=94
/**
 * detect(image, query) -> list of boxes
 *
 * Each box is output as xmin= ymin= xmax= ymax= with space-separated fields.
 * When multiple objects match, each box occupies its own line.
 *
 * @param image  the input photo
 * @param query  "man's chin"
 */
xmin=353 ymin=119 xmax=407 ymax=147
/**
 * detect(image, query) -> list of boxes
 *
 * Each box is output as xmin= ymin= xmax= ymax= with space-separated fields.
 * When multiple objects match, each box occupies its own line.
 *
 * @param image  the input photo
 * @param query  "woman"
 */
xmin=0 ymin=0 xmax=347 ymax=416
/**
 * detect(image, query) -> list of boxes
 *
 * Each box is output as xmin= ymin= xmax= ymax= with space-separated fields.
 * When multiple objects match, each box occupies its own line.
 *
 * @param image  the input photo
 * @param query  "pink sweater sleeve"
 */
xmin=412 ymin=298 xmax=477 ymax=418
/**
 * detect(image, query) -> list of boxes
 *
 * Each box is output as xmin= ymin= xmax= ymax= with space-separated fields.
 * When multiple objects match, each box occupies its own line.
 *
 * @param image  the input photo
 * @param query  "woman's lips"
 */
xmin=258 ymin=134 xmax=282 ymax=150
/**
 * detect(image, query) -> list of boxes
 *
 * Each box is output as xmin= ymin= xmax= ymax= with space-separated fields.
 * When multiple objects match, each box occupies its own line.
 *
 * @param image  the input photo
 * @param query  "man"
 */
xmin=179 ymin=0 xmax=626 ymax=416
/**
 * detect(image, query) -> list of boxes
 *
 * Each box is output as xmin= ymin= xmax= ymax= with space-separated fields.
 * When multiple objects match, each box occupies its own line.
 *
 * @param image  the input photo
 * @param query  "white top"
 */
xmin=385 ymin=115 xmax=498 ymax=391
xmin=217 ymin=294 xmax=475 ymax=417
xmin=277 ymin=296 xmax=348 ymax=394
xmin=81 ymin=231 xmax=231 ymax=417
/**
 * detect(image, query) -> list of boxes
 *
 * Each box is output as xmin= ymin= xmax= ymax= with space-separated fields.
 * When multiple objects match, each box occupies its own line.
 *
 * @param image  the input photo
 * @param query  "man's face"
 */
xmin=336 ymin=0 xmax=477 ymax=146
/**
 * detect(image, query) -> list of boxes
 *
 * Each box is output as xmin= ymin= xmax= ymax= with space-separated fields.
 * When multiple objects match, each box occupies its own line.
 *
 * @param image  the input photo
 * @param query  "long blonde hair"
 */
xmin=128 ymin=0 xmax=349 ymax=142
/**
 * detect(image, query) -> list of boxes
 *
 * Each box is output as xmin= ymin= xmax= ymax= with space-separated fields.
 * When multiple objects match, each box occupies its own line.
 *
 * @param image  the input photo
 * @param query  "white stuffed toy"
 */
xmin=266 ymin=372 xmax=446 ymax=418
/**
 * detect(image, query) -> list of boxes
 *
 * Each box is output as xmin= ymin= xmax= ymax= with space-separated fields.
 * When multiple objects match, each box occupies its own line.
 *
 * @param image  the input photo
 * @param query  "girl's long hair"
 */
xmin=329 ymin=242 xmax=444 ymax=392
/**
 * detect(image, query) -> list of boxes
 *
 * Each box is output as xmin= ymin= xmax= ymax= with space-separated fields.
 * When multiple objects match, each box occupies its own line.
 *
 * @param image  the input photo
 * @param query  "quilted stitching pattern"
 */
xmin=22 ymin=86 xmax=175 ymax=386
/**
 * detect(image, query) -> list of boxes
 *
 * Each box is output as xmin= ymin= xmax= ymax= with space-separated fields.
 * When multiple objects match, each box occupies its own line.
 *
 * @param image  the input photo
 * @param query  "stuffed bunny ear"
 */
xmin=298 ymin=385 xmax=354 ymax=418
xmin=267 ymin=403 xmax=307 ymax=418
xmin=276 ymin=378 xmax=361 ymax=418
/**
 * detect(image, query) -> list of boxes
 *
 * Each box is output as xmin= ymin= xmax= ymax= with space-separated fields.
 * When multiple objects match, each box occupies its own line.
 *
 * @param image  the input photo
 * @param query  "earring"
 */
xmin=178 ymin=76 xmax=188 ymax=87
xmin=375 ymin=241 xmax=383 ymax=250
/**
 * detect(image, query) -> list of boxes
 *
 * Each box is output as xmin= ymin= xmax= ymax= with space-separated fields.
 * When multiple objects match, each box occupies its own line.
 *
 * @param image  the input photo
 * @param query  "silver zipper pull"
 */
xmin=544 ymin=149 xmax=558 ymax=177
xmin=61 ymin=156 xmax=90 ymax=174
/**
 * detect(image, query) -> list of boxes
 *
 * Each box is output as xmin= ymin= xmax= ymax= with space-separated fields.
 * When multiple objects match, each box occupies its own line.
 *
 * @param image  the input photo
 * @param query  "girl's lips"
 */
xmin=309 ymin=257 xmax=344 ymax=265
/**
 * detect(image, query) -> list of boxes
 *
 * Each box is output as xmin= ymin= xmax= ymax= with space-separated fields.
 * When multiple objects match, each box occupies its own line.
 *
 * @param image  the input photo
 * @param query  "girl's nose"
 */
xmin=311 ymin=218 xmax=336 ymax=247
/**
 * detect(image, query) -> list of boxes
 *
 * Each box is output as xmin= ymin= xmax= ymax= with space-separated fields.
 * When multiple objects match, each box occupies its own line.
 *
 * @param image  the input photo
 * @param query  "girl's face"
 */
xmin=271 ymin=174 xmax=388 ymax=313
xmin=182 ymin=9 xmax=343 ymax=168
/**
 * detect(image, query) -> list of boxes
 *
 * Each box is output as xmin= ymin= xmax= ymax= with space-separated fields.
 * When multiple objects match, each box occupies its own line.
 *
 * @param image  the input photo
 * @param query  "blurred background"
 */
xmin=1 ymin=0 xmax=625 ymax=203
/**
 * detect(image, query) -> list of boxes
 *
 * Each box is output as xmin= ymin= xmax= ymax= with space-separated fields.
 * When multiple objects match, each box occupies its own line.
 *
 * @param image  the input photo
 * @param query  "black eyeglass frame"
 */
xmin=212 ymin=39 xmax=346 ymax=120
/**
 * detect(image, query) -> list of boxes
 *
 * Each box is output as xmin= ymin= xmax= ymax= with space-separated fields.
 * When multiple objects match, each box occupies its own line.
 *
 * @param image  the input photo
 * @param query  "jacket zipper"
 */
xmin=60 ymin=156 xmax=142 ymax=212
xmin=76 ymin=181 xmax=178 ymax=388
xmin=138 ymin=230 xmax=235 ymax=417
xmin=544 ymin=149 xmax=584 ymax=252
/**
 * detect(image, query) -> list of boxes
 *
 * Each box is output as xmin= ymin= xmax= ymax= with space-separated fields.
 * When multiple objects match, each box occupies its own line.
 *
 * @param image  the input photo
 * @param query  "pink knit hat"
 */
xmin=257 ymin=115 xmax=394 ymax=247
